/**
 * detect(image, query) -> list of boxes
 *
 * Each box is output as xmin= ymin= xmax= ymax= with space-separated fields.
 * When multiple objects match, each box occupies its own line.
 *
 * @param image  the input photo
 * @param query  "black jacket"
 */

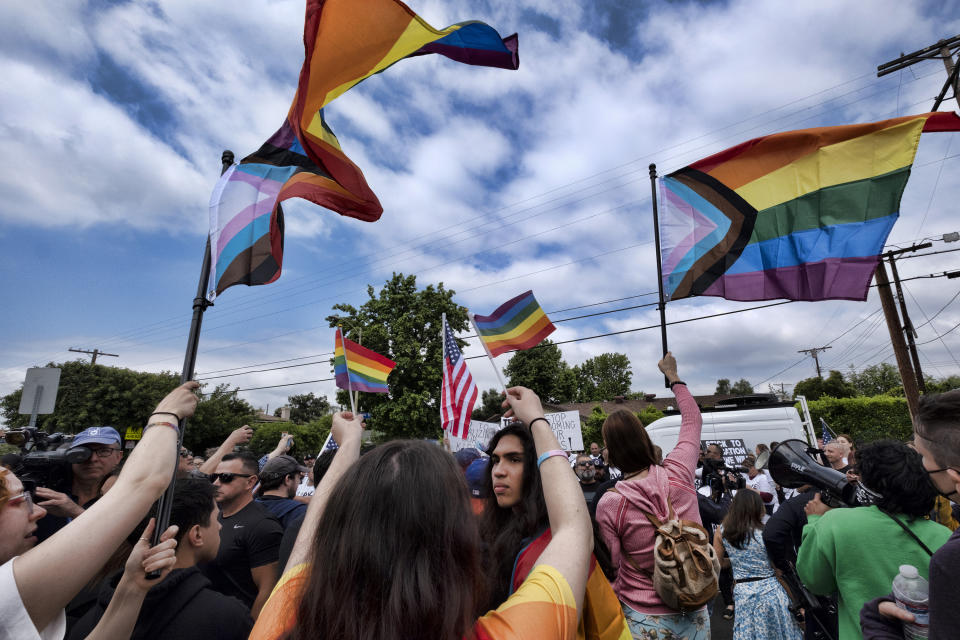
xmin=68 ymin=566 xmax=252 ymax=640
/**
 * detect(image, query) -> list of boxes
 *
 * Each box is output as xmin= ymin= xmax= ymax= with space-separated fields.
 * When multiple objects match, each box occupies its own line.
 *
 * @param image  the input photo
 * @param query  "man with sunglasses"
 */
xmin=34 ymin=426 xmax=123 ymax=541
xmin=861 ymin=390 xmax=960 ymax=640
xmin=202 ymin=451 xmax=281 ymax=620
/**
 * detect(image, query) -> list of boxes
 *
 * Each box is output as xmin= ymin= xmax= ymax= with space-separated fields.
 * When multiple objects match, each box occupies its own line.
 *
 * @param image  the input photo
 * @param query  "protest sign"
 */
xmin=701 ymin=438 xmax=748 ymax=468
xmin=448 ymin=411 xmax=585 ymax=453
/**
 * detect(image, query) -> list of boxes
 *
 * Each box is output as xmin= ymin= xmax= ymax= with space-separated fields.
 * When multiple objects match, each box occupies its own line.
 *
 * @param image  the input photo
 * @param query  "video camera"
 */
xmin=4 ymin=427 xmax=91 ymax=489
xmin=701 ymin=457 xmax=746 ymax=494
xmin=765 ymin=439 xmax=859 ymax=508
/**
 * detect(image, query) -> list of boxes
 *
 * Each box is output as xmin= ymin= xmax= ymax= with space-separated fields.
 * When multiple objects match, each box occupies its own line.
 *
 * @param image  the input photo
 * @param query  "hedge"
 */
xmin=799 ymin=395 xmax=912 ymax=446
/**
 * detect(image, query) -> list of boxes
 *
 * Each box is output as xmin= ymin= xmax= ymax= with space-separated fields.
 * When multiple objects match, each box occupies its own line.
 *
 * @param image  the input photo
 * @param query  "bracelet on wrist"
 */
xmin=528 ymin=417 xmax=549 ymax=429
xmin=150 ymin=411 xmax=181 ymax=422
xmin=668 ymin=379 xmax=686 ymax=388
xmin=144 ymin=421 xmax=180 ymax=435
xmin=536 ymin=449 xmax=568 ymax=468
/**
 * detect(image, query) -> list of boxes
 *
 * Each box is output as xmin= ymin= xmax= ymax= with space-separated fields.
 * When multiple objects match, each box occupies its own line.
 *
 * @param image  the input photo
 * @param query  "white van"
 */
xmin=644 ymin=396 xmax=813 ymax=465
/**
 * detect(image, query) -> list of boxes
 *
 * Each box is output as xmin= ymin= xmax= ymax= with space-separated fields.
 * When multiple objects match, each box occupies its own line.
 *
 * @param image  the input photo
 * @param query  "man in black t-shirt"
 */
xmin=574 ymin=454 xmax=600 ymax=505
xmin=202 ymin=451 xmax=281 ymax=620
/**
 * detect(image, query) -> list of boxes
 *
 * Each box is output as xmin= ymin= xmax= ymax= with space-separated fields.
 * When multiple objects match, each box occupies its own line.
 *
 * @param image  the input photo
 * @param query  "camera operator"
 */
xmin=31 ymin=426 xmax=124 ymax=542
xmin=697 ymin=443 xmax=742 ymax=620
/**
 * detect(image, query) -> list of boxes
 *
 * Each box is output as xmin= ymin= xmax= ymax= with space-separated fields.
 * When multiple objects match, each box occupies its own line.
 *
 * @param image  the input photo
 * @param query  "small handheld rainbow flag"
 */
xmin=334 ymin=328 xmax=396 ymax=394
xmin=472 ymin=291 xmax=555 ymax=358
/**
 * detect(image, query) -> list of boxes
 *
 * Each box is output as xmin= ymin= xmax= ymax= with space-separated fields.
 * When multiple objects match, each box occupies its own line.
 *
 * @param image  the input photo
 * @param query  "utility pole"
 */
xmin=885 ymin=244 xmax=933 ymax=393
xmin=798 ymin=346 xmax=832 ymax=379
xmin=68 ymin=347 xmax=118 ymax=365
xmin=875 ymin=261 xmax=921 ymax=426
xmin=877 ymin=35 xmax=960 ymax=111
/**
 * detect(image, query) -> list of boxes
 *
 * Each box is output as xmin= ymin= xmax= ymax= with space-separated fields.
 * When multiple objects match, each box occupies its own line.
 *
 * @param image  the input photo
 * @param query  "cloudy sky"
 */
xmin=2 ymin=0 xmax=959 ymax=423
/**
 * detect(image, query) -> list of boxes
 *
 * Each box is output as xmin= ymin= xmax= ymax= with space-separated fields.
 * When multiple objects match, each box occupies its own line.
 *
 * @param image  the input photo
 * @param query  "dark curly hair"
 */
xmin=856 ymin=439 xmax=937 ymax=519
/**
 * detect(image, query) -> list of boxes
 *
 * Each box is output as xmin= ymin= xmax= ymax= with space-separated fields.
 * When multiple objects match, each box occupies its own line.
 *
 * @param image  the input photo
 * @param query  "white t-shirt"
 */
xmin=0 ymin=558 xmax=66 ymax=640
xmin=295 ymin=477 xmax=315 ymax=497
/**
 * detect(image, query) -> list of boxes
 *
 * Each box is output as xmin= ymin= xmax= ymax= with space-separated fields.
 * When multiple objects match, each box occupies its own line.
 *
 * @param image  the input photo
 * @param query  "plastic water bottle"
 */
xmin=892 ymin=564 xmax=929 ymax=639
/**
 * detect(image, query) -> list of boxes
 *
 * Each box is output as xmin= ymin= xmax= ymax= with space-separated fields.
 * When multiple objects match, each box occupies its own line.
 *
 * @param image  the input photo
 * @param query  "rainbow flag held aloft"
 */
xmin=206 ymin=0 xmax=519 ymax=301
xmin=334 ymin=328 xmax=396 ymax=394
xmin=473 ymin=291 xmax=555 ymax=358
xmin=658 ymin=111 xmax=960 ymax=302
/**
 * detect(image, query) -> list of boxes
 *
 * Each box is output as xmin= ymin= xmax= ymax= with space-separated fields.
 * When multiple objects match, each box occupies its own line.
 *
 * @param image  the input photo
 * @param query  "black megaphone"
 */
xmin=767 ymin=439 xmax=857 ymax=507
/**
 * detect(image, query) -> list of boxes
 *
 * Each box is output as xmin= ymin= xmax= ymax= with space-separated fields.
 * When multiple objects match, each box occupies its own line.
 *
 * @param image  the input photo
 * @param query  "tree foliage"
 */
xmin=283 ymin=392 xmax=331 ymax=424
xmin=581 ymin=406 xmax=607 ymax=450
xmin=574 ymin=352 xmax=632 ymax=402
xmin=248 ymin=415 xmax=332 ymax=458
xmin=326 ymin=273 xmax=468 ymax=440
xmin=925 ymin=374 xmax=960 ymax=394
xmin=503 ymin=340 xmax=577 ymax=404
xmin=471 ymin=388 xmax=504 ymax=421
xmin=637 ymin=406 xmax=665 ymax=426
xmin=792 ymin=370 xmax=855 ymax=401
xmin=0 ymin=361 xmax=255 ymax=453
xmin=845 ymin=363 xmax=902 ymax=396
xmin=730 ymin=378 xmax=754 ymax=395
xmin=802 ymin=395 xmax=912 ymax=444
xmin=715 ymin=379 xmax=731 ymax=394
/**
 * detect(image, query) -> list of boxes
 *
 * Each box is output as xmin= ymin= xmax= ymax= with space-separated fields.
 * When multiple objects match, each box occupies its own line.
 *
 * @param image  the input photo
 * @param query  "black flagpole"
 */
xmin=649 ymin=163 xmax=670 ymax=388
xmin=148 ymin=150 xmax=233 ymax=571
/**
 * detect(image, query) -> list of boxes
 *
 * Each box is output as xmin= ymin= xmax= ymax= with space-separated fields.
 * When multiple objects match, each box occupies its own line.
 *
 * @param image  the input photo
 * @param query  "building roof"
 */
xmin=550 ymin=393 xmax=738 ymax=420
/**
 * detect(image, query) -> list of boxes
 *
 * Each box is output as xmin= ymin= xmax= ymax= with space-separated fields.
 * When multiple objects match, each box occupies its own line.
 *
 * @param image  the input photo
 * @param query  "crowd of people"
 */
xmin=2 ymin=353 xmax=959 ymax=640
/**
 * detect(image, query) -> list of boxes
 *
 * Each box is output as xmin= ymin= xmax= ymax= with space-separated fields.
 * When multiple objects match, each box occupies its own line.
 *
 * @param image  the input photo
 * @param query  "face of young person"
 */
xmin=914 ymin=435 xmax=960 ymax=502
xmin=0 ymin=471 xmax=48 ymax=564
xmin=197 ymin=498 xmax=222 ymax=563
xmin=823 ymin=444 xmax=844 ymax=464
xmin=836 ymin=436 xmax=852 ymax=448
xmin=491 ymin=435 xmax=526 ymax=509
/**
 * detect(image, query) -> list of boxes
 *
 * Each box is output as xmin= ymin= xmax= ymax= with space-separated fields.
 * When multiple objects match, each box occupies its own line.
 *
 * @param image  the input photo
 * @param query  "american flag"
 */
xmin=320 ymin=431 xmax=339 ymax=453
xmin=820 ymin=418 xmax=832 ymax=445
xmin=441 ymin=316 xmax=479 ymax=438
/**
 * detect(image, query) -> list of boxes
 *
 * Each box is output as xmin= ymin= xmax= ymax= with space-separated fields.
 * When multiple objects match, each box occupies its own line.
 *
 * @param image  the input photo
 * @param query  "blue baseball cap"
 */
xmin=454 ymin=447 xmax=481 ymax=471
xmin=72 ymin=426 xmax=121 ymax=447
xmin=465 ymin=457 xmax=488 ymax=498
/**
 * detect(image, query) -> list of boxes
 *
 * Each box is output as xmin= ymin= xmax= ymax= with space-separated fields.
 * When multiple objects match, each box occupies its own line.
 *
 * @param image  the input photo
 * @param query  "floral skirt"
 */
xmin=621 ymin=603 xmax=710 ymax=640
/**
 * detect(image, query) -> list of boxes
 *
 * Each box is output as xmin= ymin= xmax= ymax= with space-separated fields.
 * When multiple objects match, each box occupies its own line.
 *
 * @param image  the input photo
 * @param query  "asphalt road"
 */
xmin=708 ymin=595 xmax=734 ymax=640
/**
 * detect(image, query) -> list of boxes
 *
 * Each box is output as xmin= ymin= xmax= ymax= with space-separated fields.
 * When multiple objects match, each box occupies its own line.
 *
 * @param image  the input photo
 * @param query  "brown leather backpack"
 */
xmin=615 ymin=493 xmax=720 ymax=613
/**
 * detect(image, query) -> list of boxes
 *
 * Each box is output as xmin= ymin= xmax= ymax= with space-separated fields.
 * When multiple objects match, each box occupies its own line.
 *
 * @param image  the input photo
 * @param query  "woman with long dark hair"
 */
xmin=250 ymin=386 xmax=594 ymax=640
xmin=713 ymin=490 xmax=801 ymax=640
xmin=479 ymin=425 xmax=629 ymax=640
xmin=594 ymin=353 xmax=710 ymax=639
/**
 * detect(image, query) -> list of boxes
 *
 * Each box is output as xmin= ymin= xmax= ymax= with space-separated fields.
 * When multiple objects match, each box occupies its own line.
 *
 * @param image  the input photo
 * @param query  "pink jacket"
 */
xmin=595 ymin=384 xmax=703 ymax=614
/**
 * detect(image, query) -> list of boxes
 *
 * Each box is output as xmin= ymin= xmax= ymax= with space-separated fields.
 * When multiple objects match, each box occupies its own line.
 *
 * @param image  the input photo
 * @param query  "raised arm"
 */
xmin=660 ymin=352 xmax=703 ymax=476
xmin=284 ymin=412 xmax=363 ymax=571
xmin=502 ymin=387 xmax=593 ymax=614
xmin=14 ymin=381 xmax=199 ymax=632
xmin=199 ymin=425 xmax=254 ymax=475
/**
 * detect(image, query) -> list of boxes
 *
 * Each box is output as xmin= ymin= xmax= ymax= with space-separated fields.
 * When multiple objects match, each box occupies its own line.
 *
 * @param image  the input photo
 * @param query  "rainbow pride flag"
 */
xmin=473 ymin=291 xmax=555 ymax=358
xmin=206 ymin=0 xmax=519 ymax=301
xmin=659 ymin=111 xmax=960 ymax=302
xmin=334 ymin=328 xmax=396 ymax=394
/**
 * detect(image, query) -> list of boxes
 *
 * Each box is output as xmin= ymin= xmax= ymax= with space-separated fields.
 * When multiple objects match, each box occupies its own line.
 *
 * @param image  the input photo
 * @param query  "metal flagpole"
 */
xmin=338 ymin=326 xmax=358 ymax=415
xmin=469 ymin=312 xmax=508 ymax=392
xmin=148 ymin=149 xmax=233 ymax=572
xmin=649 ymin=163 xmax=670 ymax=388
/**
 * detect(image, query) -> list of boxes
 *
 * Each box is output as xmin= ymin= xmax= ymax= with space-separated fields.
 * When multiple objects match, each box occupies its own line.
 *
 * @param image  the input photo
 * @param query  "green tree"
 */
xmin=471 ymin=388 xmax=504 ymax=421
xmin=637 ymin=406 xmax=665 ymax=426
xmin=248 ymin=415 xmax=332 ymax=458
xmin=326 ymin=273 xmax=468 ymax=439
xmin=730 ymin=378 xmax=754 ymax=394
xmin=0 ymin=361 xmax=255 ymax=453
xmin=802 ymin=395 xmax=911 ymax=444
xmin=715 ymin=379 xmax=731 ymax=394
xmin=574 ymin=352 xmax=632 ymax=402
xmin=793 ymin=370 xmax=856 ymax=401
xmin=503 ymin=340 xmax=577 ymax=404
xmin=581 ymin=405 xmax=607 ymax=449
xmin=846 ymin=363 xmax=901 ymax=396
xmin=925 ymin=374 xmax=960 ymax=394
xmin=284 ymin=392 xmax=331 ymax=424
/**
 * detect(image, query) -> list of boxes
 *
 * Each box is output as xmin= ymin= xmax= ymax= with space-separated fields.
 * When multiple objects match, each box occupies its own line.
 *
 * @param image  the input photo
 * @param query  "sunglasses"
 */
xmin=179 ymin=450 xmax=193 ymax=458
xmin=210 ymin=472 xmax=253 ymax=484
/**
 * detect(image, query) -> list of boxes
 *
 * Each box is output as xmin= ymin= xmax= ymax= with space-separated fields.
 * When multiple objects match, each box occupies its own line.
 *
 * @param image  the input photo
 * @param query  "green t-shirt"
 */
xmin=797 ymin=505 xmax=951 ymax=640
